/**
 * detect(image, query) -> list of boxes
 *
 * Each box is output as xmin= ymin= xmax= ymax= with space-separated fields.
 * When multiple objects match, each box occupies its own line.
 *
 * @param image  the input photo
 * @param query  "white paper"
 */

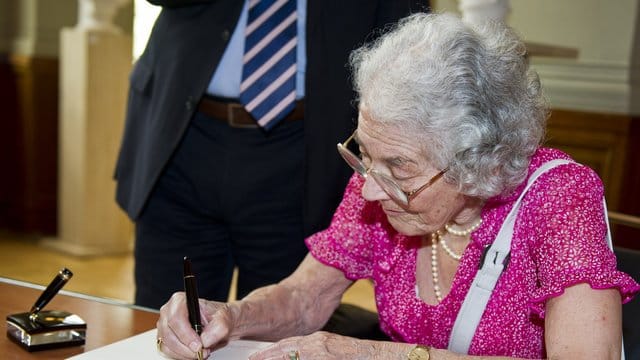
xmin=67 ymin=329 xmax=272 ymax=359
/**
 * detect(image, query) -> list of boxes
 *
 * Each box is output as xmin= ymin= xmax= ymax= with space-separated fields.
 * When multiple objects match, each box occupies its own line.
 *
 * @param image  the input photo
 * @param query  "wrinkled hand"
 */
xmin=248 ymin=331 xmax=376 ymax=360
xmin=156 ymin=292 xmax=234 ymax=359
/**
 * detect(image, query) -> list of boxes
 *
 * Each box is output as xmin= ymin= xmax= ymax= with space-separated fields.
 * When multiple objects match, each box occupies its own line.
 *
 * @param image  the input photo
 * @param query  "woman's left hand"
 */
xmin=248 ymin=331 xmax=403 ymax=360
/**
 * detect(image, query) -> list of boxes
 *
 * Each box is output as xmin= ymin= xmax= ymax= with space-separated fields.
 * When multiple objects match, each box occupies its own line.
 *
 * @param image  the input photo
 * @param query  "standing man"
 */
xmin=114 ymin=0 xmax=426 ymax=309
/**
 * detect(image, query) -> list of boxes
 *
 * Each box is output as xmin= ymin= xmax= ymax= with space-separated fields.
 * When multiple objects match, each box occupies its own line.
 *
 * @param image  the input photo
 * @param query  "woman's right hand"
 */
xmin=157 ymin=292 xmax=235 ymax=359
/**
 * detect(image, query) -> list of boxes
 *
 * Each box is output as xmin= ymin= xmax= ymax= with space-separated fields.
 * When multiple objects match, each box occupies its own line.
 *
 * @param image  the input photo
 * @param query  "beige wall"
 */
xmin=509 ymin=0 xmax=637 ymax=64
xmin=0 ymin=0 xmax=133 ymax=57
xmin=436 ymin=0 xmax=638 ymax=64
xmin=0 ymin=1 xmax=15 ymax=53
xmin=2 ymin=0 xmax=76 ymax=57
xmin=433 ymin=0 xmax=640 ymax=114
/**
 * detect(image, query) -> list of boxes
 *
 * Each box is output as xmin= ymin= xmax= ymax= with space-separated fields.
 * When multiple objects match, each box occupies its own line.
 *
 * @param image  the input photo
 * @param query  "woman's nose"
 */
xmin=361 ymin=174 xmax=389 ymax=202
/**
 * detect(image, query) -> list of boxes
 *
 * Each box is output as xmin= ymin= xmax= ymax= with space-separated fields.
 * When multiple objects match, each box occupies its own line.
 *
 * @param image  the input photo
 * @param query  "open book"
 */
xmin=67 ymin=329 xmax=272 ymax=359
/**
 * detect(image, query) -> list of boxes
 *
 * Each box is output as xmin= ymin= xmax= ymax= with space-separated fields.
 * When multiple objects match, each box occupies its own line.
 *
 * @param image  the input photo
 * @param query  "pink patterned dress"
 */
xmin=306 ymin=148 xmax=640 ymax=358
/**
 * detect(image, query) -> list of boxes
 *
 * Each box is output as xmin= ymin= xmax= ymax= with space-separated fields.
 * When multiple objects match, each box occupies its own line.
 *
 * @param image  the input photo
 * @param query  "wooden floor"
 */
xmin=0 ymin=231 xmax=376 ymax=311
xmin=0 ymin=231 xmax=136 ymax=303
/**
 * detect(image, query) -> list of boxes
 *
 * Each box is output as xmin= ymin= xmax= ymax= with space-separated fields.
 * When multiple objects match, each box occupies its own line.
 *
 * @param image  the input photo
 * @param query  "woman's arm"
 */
xmin=245 ymin=257 xmax=623 ymax=359
xmin=249 ymin=334 xmax=527 ymax=359
xmin=249 ymin=287 xmax=622 ymax=360
xmin=148 ymin=0 xmax=214 ymax=8
xmin=545 ymin=283 xmax=622 ymax=359
xmin=224 ymin=254 xmax=353 ymax=341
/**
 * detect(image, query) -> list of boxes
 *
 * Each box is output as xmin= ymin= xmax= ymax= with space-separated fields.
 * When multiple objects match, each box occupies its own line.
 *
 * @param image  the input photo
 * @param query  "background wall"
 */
xmin=434 ymin=0 xmax=640 ymax=114
xmin=0 ymin=0 xmax=133 ymax=56
xmin=0 ymin=0 xmax=132 ymax=235
xmin=10 ymin=0 xmax=77 ymax=57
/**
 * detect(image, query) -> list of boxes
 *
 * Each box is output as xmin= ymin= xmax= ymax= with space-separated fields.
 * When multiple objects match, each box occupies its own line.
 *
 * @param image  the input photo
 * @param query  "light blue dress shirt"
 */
xmin=206 ymin=0 xmax=306 ymax=99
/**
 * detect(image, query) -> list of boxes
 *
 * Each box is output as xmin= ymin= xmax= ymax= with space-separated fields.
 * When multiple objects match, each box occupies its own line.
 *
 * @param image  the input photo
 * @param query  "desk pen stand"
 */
xmin=6 ymin=310 xmax=86 ymax=351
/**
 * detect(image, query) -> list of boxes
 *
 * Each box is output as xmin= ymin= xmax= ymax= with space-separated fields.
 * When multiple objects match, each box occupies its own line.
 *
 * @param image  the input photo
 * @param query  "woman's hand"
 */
xmin=156 ymin=292 xmax=235 ymax=359
xmin=248 ymin=331 xmax=406 ymax=360
xmin=155 ymin=256 xmax=353 ymax=359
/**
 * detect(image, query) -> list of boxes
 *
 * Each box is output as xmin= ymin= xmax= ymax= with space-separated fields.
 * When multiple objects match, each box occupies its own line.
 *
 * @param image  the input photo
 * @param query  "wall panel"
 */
xmin=0 ymin=55 xmax=58 ymax=234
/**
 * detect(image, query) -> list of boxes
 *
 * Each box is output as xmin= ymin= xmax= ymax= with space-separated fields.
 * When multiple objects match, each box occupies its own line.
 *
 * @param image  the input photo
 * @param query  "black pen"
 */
xmin=183 ymin=257 xmax=203 ymax=335
xmin=29 ymin=267 xmax=73 ymax=320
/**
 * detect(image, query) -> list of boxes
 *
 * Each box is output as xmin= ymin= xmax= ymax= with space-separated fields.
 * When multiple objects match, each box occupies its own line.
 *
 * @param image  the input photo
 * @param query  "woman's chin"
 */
xmin=386 ymin=216 xmax=427 ymax=237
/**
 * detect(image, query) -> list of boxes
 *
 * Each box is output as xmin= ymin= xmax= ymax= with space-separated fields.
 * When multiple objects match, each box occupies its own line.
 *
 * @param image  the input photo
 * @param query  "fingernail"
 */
xmin=189 ymin=341 xmax=201 ymax=353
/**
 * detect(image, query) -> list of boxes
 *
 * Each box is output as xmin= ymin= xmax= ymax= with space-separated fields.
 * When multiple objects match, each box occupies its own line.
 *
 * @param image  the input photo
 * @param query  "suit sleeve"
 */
xmin=375 ymin=0 xmax=430 ymax=28
xmin=148 ymin=0 xmax=215 ymax=8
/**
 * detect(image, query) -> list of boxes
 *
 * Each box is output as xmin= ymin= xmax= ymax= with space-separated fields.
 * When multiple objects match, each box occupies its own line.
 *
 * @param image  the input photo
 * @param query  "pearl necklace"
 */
xmin=427 ymin=219 xmax=483 ymax=303
xmin=439 ymin=218 xmax=482 ymax=261
xmin=439 ymin=233 xmax=463 ymax=261
xmin=430 ymin=232 xmax=443 ymax=302
xmin=444 ymin=218 xmax=483 ymax=236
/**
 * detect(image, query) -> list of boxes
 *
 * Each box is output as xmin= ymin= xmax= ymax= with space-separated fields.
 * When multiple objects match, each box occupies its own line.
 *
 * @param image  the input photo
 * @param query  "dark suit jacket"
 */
xmin=114 ymin=0 xmax=426 ymax=236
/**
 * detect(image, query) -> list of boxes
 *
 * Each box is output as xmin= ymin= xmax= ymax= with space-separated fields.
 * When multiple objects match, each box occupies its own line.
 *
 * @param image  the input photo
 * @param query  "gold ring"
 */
xmin=156 ymin=337 xmax=163 ymax=353
xmin=288 ymin=350 xmax=300 ymax=360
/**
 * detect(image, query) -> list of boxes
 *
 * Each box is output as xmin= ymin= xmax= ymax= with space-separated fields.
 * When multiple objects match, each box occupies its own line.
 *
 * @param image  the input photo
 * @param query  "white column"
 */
xmin=77 ymin=0 xmax=130 ymax=33
xmin=42 ymin=0 xmax=134 ymax=256
xmin=458 ymin=0 xmax=510 ymax=25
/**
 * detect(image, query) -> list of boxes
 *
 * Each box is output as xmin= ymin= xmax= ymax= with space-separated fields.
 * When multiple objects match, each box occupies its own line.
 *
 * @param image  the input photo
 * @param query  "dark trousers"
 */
xmin=134 ymin=110 xmax=308 ymax=309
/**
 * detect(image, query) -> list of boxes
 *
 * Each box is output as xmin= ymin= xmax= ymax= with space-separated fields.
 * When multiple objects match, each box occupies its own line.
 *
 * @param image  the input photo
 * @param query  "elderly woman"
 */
xmin=156 ymin=12 xmax=639 ymax=359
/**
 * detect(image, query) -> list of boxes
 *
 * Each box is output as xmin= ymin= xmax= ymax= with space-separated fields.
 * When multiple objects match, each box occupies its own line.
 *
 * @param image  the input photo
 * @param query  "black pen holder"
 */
xmin=6 ymin=310 xmax=86 ymax=352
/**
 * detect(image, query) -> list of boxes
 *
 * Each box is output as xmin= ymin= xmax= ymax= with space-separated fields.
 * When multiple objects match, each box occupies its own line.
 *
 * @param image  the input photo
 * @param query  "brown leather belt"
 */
xmin=197 ymin=96 xmax=304 ymax=129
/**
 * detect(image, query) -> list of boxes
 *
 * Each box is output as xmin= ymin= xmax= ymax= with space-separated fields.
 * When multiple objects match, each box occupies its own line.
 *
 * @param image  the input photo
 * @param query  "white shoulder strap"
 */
xmin=448 ymin=159 xmax=572 ymax=354
xmin=603 ymin=198 xmax=626 ymax=360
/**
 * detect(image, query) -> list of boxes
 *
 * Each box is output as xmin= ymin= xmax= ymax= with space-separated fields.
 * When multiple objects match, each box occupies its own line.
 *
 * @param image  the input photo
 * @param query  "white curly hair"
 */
xmin=349 ymin=12 xmax=548 ymax=199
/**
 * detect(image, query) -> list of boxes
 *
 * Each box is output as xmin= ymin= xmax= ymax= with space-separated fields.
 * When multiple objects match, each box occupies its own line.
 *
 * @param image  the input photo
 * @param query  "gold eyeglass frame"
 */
xmin=337 ymin=131 xmax=447 ymax=207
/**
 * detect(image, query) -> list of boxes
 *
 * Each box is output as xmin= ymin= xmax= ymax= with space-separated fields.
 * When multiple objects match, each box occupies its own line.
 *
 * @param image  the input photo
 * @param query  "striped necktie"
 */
xmin=239 ymin=0 xmax=297 ymax=130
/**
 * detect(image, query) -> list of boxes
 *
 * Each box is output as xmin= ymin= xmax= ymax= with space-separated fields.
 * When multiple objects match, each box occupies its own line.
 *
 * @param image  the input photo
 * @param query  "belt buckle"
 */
xmin=227 ymin=103 xmax=259 ymax=129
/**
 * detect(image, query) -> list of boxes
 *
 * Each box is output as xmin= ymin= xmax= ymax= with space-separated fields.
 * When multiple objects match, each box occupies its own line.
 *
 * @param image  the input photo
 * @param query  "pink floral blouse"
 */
xmin=306 ymin=148 xmax=640 ymax=358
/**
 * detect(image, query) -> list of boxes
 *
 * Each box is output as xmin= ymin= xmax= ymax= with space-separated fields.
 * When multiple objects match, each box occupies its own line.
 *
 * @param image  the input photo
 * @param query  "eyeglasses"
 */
xmin=337 ymin=131 xmax=447 ymax=207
